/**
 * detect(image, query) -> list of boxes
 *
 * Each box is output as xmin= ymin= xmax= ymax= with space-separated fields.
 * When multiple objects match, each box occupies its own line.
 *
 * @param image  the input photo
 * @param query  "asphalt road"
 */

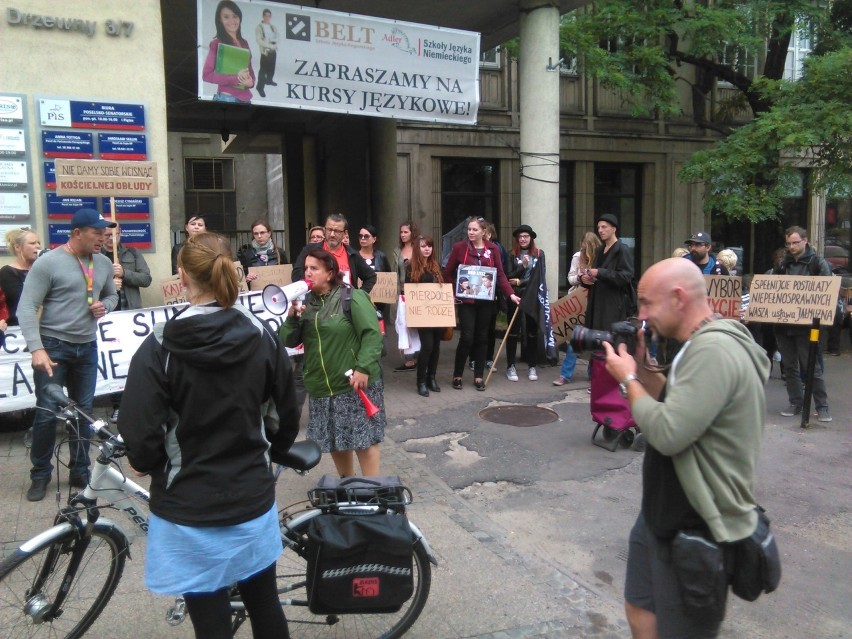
xmin=385 ymin=345 xmax=852 ymax=638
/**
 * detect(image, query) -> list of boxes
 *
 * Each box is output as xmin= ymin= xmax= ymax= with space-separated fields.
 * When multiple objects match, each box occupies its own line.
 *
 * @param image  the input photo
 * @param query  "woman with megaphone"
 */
xmin=278 ymin=248 xmax=386 ymax=477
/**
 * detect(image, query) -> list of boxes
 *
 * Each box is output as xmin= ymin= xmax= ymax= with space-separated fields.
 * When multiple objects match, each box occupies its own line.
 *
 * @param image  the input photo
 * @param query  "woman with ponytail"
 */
xmin=119 ymin=232 xmax=300 ymax=638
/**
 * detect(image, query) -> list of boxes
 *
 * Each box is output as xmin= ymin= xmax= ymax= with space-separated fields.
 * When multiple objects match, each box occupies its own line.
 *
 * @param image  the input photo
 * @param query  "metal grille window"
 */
xmin=183 ymin=158 xmax=236 ymax=231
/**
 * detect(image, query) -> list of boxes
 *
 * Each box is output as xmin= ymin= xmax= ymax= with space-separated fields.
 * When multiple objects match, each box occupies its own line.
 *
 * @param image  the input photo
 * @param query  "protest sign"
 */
xmin=550 ymin=288 xmax=588 ymax=346
xmin=705 ymin=275 xmax=742 ymax=319
xmin=54 ymin=159 xmax=158 ymax=197
xmin=456 ymin=265 xmax=496 ymax=300
xmin=248 ymin=264 xmax=293 ymax=291
xmin=233 ymin=260 xmax=249 ymax=292
xmin=403 ymin=283 xmax=455 ymax=328
xmin=160 ymin=275 xmax=186 ymax=305
xmin=369 ymin=272 xmax=397 ymax=305
xmin=746 ymin=275 xmax=841 ymax=325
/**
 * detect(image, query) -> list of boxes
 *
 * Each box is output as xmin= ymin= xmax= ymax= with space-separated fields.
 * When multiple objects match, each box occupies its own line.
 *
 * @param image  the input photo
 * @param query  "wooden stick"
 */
xmin=109 ymin=196 xmax=118 ymax=265
xmin=484 ymin=304 xmax=521 ymax=387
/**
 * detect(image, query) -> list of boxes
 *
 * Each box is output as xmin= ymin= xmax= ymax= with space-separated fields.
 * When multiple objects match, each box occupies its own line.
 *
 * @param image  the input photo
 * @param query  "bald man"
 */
xmin=604 ymin=258 xmax=770 ymax=638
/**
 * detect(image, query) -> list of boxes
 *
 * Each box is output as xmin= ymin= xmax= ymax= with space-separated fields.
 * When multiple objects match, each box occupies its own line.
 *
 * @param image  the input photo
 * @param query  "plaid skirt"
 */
xmin=307 ymin=379 xmax=386 ymax=452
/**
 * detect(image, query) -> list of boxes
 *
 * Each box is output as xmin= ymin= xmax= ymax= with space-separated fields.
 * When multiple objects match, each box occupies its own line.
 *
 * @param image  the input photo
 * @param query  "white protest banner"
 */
xmin=0 ymin=290 xmax=294 ymax=413
xmin=403 ymin=283 xmax=455 ymax=328
xmin=369 ymin=272 xmax=397 ymax=305
xmin=746 ymin=275 xmax=841 ymax=325
xmin=248 ymin=264 xmax=293 ymax=291
xmin=705 ymin=275 xmax=742 ymax=320
xmin=550 ymin=288 xmax=588 ymax=346
xmin=197 ymin=0 xmax=480 ymax=124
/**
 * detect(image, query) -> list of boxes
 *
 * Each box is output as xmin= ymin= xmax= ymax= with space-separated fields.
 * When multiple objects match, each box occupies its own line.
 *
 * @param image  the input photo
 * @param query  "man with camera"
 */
xmin=603 ymin=258 xmax=770 ymax=638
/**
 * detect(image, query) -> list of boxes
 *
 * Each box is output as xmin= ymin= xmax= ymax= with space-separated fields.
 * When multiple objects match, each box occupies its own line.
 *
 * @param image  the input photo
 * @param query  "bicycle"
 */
xmin=0 ymin=384 xmax=437 ymax=638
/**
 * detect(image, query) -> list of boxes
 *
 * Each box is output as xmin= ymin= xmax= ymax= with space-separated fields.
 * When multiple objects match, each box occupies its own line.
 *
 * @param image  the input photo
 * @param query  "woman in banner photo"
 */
xmin=444 ymin=217 xmax=520 ymax=391
xmin=118 ymin=233 xmax=300 ymax=639
xmin=238 ymin=219 xmax=289 ymax=284
xmin=553 ymin=231 xmax=601 ymax=386
xmin=171 ymin=215 xmax=207 ymax=274
xmin=278 ymin=248 xmax=387 ymax=477
xmin=393 ymin=220 xmax=419 ymax=372
xmin=406 ymin=235 xmax=445 ymax=397
xmin=1 ymin=228 xmax=42 ymax=326
xmin=202 ymin=0 xmax=256 ymax=104
xmin=504 ymin=224 xmax=545 ymax=382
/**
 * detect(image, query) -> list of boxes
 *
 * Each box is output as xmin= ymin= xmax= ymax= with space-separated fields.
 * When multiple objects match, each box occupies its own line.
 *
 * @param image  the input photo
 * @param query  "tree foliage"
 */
xmin=557 ymin=0 xmax=852 ymax=220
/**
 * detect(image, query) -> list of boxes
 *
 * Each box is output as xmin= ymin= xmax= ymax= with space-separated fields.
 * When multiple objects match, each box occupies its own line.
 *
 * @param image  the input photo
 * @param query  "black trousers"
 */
xmin=454 ymin=300 xmax=494 ymax=378
xmin=416 ymin=327 xmax=442 ymax=383
xmin=257 ymin=51 xmax=277 ymax=89
xmin=505 ymin=300 xmax=539 ymax=368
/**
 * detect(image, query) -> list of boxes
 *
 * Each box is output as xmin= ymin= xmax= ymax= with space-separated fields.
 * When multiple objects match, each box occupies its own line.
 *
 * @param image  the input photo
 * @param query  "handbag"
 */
xmin=728 ymin=507 xmax=782 ymax=602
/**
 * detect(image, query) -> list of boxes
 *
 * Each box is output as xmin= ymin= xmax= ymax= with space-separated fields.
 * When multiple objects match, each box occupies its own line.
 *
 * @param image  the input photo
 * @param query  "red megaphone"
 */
xmin=345 ymin=369 xmax=381 ymax=418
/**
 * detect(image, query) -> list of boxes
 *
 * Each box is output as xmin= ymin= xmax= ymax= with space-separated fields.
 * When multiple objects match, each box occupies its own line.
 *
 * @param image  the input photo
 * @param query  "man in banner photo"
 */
xmin=519 ymin=257 xmax=557 ymax=363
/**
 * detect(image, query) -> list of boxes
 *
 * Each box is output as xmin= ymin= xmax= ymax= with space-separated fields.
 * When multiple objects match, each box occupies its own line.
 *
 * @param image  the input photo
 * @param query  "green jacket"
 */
xmin=278 ymin=286 xmax=382 ymax=398
xmin=632 ymin=320 xmax=771 ymax=542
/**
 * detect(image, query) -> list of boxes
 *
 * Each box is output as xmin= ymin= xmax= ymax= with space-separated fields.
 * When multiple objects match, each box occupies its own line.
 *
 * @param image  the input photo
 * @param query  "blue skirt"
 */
xmin=145 ymin=504 xmax=281 ymax=595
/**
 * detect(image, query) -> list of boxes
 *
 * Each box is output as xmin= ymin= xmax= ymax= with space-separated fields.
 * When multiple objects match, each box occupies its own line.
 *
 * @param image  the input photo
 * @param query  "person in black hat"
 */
xmin=504 ymin=224 xmax=546 ymax=381
xmin=684 ymin=231 xmax=728 ymax=275
xmin=581 ymin=213 xmax=635 ymax=332
xmin=17 ymin=208 xmax=118 ymax=501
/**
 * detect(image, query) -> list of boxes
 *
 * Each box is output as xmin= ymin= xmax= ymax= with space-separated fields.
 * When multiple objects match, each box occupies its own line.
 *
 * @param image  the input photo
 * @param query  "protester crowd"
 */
xmin=6 ymin=204 xmax=844 ymax=639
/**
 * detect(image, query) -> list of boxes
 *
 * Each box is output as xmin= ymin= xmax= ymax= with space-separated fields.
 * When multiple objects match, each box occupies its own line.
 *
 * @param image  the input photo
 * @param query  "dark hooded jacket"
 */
xmin=119 ymin=303 xmax=300 ymax=527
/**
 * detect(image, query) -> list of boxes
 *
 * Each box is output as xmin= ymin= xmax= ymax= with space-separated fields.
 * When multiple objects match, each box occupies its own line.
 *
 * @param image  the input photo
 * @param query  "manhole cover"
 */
xmin=478 ymin=405 xmax=559 ymax=427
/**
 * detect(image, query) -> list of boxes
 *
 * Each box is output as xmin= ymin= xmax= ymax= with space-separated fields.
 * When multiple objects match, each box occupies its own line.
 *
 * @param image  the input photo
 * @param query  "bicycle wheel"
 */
xmin=0 ymin=522 xmax=128 ymax=639
xmin=274 ymin=513 xmax=431 ymax=639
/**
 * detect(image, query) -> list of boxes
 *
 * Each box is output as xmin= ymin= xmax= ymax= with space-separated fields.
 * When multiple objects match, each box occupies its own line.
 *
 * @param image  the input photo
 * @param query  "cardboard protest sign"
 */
xmin=369 ymin=272 xmax=398 ymax=305
xmin=550 ymin=288 xmax=588 ymax=346
xmin=746 ymin=275 xmax=841 ymax=325
xmin=233 ymin=260 xmax=249 ymax=292
xmin=160 ymin=275 xmax=186 ymax=305
xmin=54 ymin=159 xmax=158 ymax=197
xmin=248 ymin=264 xmax=293 ymax=291
xmin=705 ymin=275 xmax=742 ymax=319
xmin=404 ymin=283 xmax=456 ymax=328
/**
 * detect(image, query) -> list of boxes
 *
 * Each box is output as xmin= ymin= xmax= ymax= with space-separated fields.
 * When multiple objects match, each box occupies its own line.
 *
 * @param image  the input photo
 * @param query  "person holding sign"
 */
xmin=202 ymin=0 xmax=256 ymax=103
xmin=771 ymin=226 xmax=833 ymax=422
xmin=406 ymin=235 xmax=445 ymax=397
xmin=504 ymin=225 xmax=545 ymax=382
xmin=119 ymin=232 xmax=298 ymax=639
xmin=444 ymin=217 xmax=519 ymax=391
xmin=18 ymin=209 xmax=118 ymax=502
xmin=238 ymin=219 xmax=288 ymax=283
xmin=279 ymin=249 xmax=386 ymax=477
xmin=358 ymin=224 xmax=391 ymax=328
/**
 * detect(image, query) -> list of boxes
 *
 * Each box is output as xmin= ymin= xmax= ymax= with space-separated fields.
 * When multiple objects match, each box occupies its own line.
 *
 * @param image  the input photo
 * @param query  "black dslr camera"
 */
xmin=570 ymin=318 xmax=651 ymax=354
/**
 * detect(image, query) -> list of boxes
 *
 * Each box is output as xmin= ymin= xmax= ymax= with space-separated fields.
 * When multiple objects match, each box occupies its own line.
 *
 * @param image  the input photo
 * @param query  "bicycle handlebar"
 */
xmin=43 ymin=383 xmax=123 ymax=448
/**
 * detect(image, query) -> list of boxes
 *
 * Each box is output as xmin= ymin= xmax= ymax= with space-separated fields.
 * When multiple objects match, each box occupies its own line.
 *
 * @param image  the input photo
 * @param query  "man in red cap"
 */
xmin=18 ymin=209 xmax=118 ymax=501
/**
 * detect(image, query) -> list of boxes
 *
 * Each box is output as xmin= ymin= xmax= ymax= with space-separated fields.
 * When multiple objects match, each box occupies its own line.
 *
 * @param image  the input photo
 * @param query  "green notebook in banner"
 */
xmin=215 ymin=43 xmax=251 ymax=88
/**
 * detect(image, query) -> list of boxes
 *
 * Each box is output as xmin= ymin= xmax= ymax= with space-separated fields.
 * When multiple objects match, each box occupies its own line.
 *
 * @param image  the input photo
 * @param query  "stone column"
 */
xmin=369 ymin=118 xmax=398 ymax=257
xmin=519 ymin=0 xmax=561 ymax=297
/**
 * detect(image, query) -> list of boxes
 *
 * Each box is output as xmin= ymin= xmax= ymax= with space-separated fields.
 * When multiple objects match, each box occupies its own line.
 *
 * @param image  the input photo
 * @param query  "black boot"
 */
xmin=417 ymin=382 xmax=429 ymax=397
xmin=427 ymin=376 xmax=441 ymax=392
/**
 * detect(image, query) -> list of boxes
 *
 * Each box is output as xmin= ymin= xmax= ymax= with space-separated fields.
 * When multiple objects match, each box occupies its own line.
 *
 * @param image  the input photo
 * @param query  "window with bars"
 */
xmin=183 ymin=158 xmax=236 ymax=231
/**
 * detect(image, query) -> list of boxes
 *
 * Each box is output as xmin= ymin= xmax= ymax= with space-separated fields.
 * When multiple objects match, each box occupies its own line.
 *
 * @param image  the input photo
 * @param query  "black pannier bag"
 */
xmin=306 ymin=512 xmax=416 ymax=614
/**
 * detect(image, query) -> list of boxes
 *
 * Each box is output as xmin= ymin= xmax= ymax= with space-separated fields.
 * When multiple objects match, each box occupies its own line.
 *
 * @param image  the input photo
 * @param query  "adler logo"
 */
xmin=0 ymin=100 xmax=18 ymax=114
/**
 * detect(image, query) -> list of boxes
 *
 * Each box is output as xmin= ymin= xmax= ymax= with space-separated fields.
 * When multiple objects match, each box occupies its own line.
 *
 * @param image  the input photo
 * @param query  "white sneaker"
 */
xmin=506 ymin=365 xmax=519 ymax=382
xmin=528 ymin=367 xmax=538 ymax=381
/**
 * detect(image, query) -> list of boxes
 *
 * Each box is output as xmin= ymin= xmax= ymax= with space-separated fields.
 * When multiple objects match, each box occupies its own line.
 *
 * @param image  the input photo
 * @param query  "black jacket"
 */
xmin=118 ymin=304 xmax=300 ymax=527
xmin=583 ymin=240 xmax=635 ymax=331
xmin=292 ymin=242 xmax=377 ymax=292
xmin=237 ymin=243 xmax=289 ymax=271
